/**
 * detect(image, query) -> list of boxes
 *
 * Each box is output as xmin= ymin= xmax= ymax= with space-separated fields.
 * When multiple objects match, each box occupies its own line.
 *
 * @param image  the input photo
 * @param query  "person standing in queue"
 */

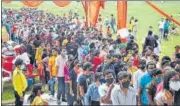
xmin=98 ymin=69 xmax=115 ymax=105
xmin=13 ymin=59 xmax=28 ymax=106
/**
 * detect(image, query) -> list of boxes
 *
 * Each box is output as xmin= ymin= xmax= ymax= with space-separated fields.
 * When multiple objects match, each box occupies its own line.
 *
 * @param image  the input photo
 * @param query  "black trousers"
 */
xmin=14 ymin=91 xmax=25 ymax=106
xmin=91 ymin=101 xmax=100 ymax=106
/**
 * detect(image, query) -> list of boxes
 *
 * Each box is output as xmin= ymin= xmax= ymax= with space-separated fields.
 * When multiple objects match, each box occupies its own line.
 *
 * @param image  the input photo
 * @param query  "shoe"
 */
xmin=57 ymin=99 xmax=61 ymax=105
xmin=62 ymin=98 xmax=67 ymax=102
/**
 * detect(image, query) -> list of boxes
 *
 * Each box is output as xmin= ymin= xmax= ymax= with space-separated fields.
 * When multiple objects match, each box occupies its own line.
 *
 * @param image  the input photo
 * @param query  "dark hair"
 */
xmin=151 ymin=68 xmax=162 ymax=77
xmin=148 ymin=30 xmax=153 ymax=36
xmin=28 ymin=83 xmax=42 ymax=103
xmin=93 ymin=50 xmax=100 ymax=56
xmin=118 ymin=71 xmax=130 ymax=80
xmin=162 ymin=56 xmax=171 ymax=62
xmin=103 ymin=69 xmax=114 ymax=76
xmin=95 ymin=73 xmax=101 ymax=82
xmin=163 ymin=71 xmax=178 ymax=90
xmin=82 ymin=62 xmax=92 ymax=71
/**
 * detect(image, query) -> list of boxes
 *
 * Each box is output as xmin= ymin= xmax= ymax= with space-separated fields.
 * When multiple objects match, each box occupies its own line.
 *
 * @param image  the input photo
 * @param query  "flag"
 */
xmin=88 ymin=1 xmax=105 ymax=27
xmin=117 ymin=1 xmax=127 ymax=29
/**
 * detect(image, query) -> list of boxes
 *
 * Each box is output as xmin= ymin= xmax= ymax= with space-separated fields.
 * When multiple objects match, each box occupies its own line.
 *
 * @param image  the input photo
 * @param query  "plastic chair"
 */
xmin=2 ymin=62 xmax=14 ymax=77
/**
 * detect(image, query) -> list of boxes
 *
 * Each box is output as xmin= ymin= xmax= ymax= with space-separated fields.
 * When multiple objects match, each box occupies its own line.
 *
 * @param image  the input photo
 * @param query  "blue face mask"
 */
xmin=154 ymin=77 xmax=162 ymax=84
xmin=100 ymin=79 xmax=105 ymax=84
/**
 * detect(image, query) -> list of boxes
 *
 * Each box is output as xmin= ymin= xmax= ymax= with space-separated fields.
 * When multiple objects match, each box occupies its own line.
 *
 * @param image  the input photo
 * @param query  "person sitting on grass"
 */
xmin=28 ymin=83 xmax=48 ymax=106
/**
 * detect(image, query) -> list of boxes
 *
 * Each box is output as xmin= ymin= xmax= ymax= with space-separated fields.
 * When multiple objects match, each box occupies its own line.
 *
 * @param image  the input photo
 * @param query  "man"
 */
xmin=77 ymin=62 xmax=93 ymax=105
xmin=110 ymin=14 xmax=116 ymax=33
xmin=13 ymin=59 xmax=28 ymax=106
xmin=85 ymin=73 xmax=101 ymax=105
xmin=158 ymin=18 xmax=164 ymax=40
xmin=56 ymin=49 xmax=67 ymax=104
xmin=98 ymin=69 xmax=115 ymax=105
xmin=48 ymin=48 xmax=58 ymax=98
xmin=111 ymin=71 xmax=136 ymax=105
xmin=137 ymin=61 xmax=156 ymax=105
xmin=163 ymin=18 xmax=170 ymax=40
xmin=144 ymin=30 xmax=158 ymax=51
xmin=133 ymin=59 xmax=147 ymax=93
xmin=77 ymin=43 xmax=84 ymax=62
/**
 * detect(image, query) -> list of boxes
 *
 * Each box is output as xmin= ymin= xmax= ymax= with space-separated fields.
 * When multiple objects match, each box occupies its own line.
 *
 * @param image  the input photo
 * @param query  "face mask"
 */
xmin=121 ymin=81 xmax=130 ymax=88
xmin=169 ymin=81 xmax=180 ymax=91
xmin=154 ymin=77 xmax=162 ymax=84
xmin=105 ymin=78 xmax=113 ymax=84
xmin=100 ymin=79 xmax=105 ymax=84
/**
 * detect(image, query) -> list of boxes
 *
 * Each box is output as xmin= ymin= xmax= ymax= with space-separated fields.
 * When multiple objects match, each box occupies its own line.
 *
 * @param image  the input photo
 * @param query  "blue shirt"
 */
xmin=138 ymin=72 xmax=152 ymax=105
xmin=85 ymin=83 xmax=100 ymax=105
xmin=164 ymin=21 xmax=170 ymax=30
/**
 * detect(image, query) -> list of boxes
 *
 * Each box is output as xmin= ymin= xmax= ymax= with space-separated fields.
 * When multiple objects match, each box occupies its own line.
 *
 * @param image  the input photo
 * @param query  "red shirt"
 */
xmin=133 ymin=56 xmax=139 ymax=68
xmin=92 ymin=56 xmax=103 ymax=74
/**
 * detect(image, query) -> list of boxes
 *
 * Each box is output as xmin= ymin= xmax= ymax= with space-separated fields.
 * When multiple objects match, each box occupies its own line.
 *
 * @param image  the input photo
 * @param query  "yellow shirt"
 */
xmin=129 ymin=20 xmax=135 ymax=31
xmin=31 ymin=96 xmax=47 ymax=106
xmin=13 ymin=67 xmax=28 ymax=97
xmin=48 ymin=56 xmax=57 ymax=77
xmin=62 ymin=39 xmax=68 ymax=46
xmin=35 ymin=47 xmax=43 ymax=63
xmin=128 ymin=66 xmax=138 ymax=75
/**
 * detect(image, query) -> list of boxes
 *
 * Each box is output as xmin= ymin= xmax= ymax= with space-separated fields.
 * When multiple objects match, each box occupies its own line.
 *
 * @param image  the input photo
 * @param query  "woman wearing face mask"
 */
xmin=111 ymin=71 xmax=136 ymax=105
xmin=154 ymin=71 xmax=178 ymax=105
xmin=28 ymin=83 xmax=48 ymax=106
xmin=98 ymin=69 xmax=115 ymax=105
xmin=146 ymin=69 xmax=162 ymax=105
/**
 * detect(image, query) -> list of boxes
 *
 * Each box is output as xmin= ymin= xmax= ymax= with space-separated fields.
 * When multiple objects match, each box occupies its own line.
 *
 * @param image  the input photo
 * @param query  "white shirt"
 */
xmin=158 ymin=21 xmax=164 ymax=29
xmin=98 ymin=84 xmax=111 ymax=105
xmin=133 ymin=69 xmax=145 ymax=93
xmin=13 ymin=52 xmax=30 ymax=65
xmin=55 ymin=55 xmax=66 ymax=77
xmin=154 ymin=40 xmax=161 ymax=56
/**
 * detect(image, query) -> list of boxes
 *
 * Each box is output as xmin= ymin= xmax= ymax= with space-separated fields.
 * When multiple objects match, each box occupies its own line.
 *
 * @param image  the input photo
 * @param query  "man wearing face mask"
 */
xmin=77 ymin=62 xmax=93 ymax=105
xmin=13 ymin=59 xmax=28 ymax=106
xmin=98 ymin=69 xmax=115 ymax=105
xmin=137 ymin=61 xmax=156 ymax=105
xmin=111 ymin=71 xmax=136 ymax=105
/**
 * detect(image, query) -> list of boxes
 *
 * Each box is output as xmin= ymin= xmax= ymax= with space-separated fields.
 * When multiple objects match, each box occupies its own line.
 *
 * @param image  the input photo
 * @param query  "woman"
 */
xmin=155 ymin=71 xmax=178 ymax=105
xmin=146 ymin=69 xmax=162 ymax=105
xmin=28 ymin=83 xmax=48 ymax=106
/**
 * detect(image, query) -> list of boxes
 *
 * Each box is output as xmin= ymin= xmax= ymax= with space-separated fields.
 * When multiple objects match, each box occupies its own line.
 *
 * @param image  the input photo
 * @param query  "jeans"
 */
xmin=49 ymin=78 xmax=55 ymax=96
xmin=65 ymin=83 xmax=71 ymax=105
xmin=14 ymin=91 xmax=25 ymax=106
xmin=57 ymin=77 xmax=65 ymax=100
xmin=159 ymin=28 xmax=164 ymax=40
xmin=110 ymin=23 xmax=116 ymax=33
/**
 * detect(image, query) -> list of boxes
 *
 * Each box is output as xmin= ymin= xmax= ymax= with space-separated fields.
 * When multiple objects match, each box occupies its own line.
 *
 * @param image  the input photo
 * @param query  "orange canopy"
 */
xmin=21 ymin=1 xmax=43 ymax=7
xmin=53 ymin=1 xmax=71 ymax=7
xmin=2 ymin=0 xmax=12 ymax=4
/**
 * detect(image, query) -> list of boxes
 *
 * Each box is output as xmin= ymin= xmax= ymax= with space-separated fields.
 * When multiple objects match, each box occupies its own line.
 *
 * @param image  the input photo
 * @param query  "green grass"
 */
xmin=2 ymin=1 xmax=180 ymax=102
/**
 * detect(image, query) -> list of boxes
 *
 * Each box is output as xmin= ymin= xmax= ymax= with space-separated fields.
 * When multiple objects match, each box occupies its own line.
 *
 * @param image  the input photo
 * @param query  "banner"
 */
xmin=88 ymin=1 xmax=105 ymax=27
xmin=117 ymin=1 xmax=127 ymax=29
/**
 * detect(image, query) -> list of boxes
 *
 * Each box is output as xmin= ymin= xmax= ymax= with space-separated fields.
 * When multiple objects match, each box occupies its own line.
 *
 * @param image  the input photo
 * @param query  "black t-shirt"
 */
xmin=69 ymin=69 xmax=77 ymax=93
xmin=78 ymin=74 xmax=88 ymax=94
xmin=174 ymin=90 xmax=180 ymax=105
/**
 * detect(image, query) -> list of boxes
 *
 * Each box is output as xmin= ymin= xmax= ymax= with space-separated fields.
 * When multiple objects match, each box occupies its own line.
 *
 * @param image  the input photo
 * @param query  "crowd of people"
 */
xmin=2 ymin=7 xmax=180 ymax=106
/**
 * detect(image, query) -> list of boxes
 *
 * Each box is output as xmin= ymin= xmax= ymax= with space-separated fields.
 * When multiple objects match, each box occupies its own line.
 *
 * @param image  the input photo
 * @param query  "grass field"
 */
xmin=2 ymin=1 xmax=180 ymax=102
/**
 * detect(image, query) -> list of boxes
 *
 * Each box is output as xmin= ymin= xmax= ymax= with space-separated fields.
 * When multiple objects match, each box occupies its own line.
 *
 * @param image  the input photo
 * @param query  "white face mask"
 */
xmin=169 ymin=81 xmax=180 ymax=91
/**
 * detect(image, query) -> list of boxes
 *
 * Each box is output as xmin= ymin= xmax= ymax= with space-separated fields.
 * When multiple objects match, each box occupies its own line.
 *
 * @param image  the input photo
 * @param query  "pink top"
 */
xmin=64 ymin=65 xmax=70 ymax=83
xmin=156 ymin=81 xmax=164 ymax=94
